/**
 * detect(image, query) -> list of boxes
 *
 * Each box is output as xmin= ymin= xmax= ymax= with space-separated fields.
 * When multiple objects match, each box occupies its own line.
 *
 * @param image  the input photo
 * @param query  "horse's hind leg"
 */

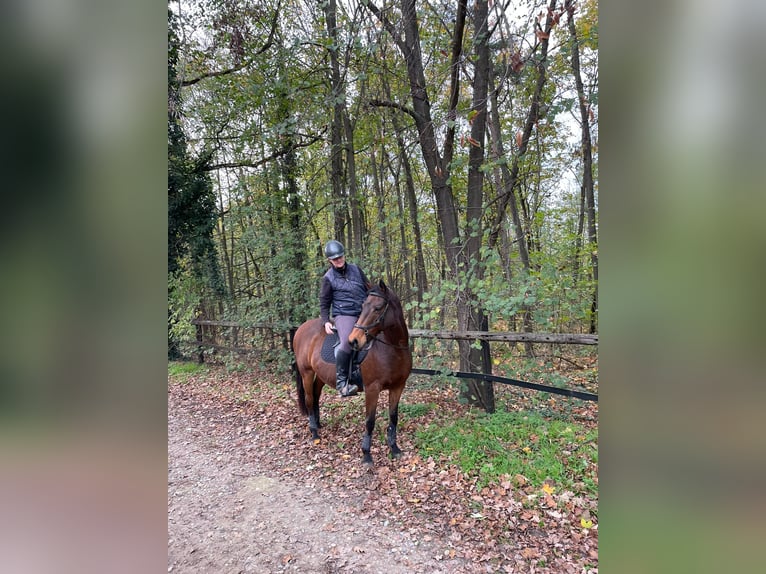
xmin=302 ymin=371 xmax=321 ymax=442
xmin=312 ymin=378 xmax=323 ymax=429
xmin=386 ymin=387 xmax=404 ymax=459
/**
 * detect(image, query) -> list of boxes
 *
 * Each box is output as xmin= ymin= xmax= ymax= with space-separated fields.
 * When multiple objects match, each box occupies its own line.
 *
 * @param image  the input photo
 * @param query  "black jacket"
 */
xmin=319 ymin=263 xmax=369 ymax=322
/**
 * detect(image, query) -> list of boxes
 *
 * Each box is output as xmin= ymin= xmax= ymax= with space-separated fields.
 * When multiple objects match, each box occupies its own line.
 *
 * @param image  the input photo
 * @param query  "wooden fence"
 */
xmin=189 ymin=318 xmax=597 ymax=353
xmin=186 ymin=318 xmax=598 ymax=403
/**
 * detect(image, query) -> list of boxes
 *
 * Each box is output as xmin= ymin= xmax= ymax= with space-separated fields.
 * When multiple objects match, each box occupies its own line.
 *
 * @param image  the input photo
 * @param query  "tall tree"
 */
xmin=168 ymin=7 xmax=224 ymax=358
xmin=365 ymin=0 xmax=463 ymax=275
xmin=323 ymin=0 xmax=347 ymax=243
xmin=171 ymin=0 xmax=598 ymax=380
xmin=460 ymin=0 xmax=494 ymax=410
xmin=487 ymin=0 xmax=559 ymax=354
xmin=565 ymin=0 xmax=598 ymax=332
xmin=365 ymin=0 xmax=474 ymax=383
xmin=382 ymin=70 xmax=428 ymax=301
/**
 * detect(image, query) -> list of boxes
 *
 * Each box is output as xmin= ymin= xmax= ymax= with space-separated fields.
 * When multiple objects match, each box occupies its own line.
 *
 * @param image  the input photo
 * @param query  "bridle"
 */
xmin=353 ymin=291 xmax=389 ymax=338
xmin=352 ymin=290 xmax=410 ymax=351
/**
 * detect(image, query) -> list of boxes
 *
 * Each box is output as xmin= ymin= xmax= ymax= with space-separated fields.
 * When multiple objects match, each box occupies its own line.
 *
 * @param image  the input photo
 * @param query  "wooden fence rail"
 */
xmin=408 ymin=329 xmax=597 ymax=345
xmin=190 ymin=319 xmax=598 ymax=346
xmin=186 ymin=318 xmax=599 ymax=406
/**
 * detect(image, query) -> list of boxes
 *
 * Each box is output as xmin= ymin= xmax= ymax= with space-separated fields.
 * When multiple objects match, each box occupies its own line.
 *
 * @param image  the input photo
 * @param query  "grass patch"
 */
xmin=414 ymin=410 xmax=597 ymax=494
xmin=321 ymin=395 xmax=361 ymax=425
xmin=397 ymin=402 xmax=436 ymax=418
xmin=168 ymin=361 xmax=208 ymax=382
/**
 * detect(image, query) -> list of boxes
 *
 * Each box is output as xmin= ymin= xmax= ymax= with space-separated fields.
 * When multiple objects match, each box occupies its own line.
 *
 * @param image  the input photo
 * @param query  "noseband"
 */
xmin=353 ymin=291 xmax=389 ymax=338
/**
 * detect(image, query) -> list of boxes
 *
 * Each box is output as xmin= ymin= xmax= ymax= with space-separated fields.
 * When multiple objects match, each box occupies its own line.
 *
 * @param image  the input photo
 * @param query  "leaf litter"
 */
xmin=168 ymin=360 xmax=597 ymax=573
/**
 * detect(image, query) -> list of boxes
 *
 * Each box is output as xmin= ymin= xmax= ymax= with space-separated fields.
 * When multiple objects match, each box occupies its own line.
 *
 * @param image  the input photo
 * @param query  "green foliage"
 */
xmin=405 ymin=284 xmax=453 ymax=327
xmin=232 ymin=212 xmax=315 ymax=328
xmin=168 ymin=11 xmax=223 ymax=290
xmin=415 ymin=410 xmax=598 ymax=493
xmin=170 ymin=0 xmax=599 ymax=347
xmin=168 ymin=262 xmax=203 ymax=344
xmin=168 ymin=360 xmax=208 ymax=383
xmin=397 ymin=402 xmax=436 ymax=418
xmin=168 ymin=8 xmax=226 ymax=357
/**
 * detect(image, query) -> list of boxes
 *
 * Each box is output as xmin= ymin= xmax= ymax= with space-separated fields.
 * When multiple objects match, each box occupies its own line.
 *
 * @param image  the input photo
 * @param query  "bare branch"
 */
xmin=368 ymin=98 xmax=421 ymax=123
xmin=363 ymin=1 xmax=405 ymax=51
xmin=202 ymin=133 xmax=324 ymax=172
xmin=181 ymin=65 xmax=247 ymax=87
xmin=181 ymin=0 xmax=282 ymax=87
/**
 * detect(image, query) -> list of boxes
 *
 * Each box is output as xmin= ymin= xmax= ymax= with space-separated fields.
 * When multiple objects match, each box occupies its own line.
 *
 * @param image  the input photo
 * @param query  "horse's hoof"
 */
xmin=390 ymin=449 xmax=402 ymax=459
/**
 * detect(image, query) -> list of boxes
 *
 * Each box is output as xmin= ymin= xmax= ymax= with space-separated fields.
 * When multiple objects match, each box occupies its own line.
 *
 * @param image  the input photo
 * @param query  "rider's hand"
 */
xmin=324 ymin=321 xmax=334 ymax=335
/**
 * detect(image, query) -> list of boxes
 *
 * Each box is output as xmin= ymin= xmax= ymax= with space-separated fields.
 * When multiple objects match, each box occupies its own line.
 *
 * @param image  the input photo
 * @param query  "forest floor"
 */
xmin=168 ymin=358 xmax=598 ymax=573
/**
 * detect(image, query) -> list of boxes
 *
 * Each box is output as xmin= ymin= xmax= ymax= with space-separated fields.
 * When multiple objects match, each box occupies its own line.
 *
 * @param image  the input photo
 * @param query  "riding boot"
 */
xmin=335 ymin=349 xmax=358 ymax=397
xmin=349 ymin=350 xmax=363 ymax=390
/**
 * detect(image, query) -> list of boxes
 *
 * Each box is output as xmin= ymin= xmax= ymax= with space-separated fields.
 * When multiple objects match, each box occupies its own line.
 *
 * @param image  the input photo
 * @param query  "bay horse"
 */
xmin=293 ymin=280 xmax=412 ymax=465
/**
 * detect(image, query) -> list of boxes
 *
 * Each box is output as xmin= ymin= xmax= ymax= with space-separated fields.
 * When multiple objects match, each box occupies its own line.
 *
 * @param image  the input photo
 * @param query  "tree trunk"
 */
xmin=365 ymin=0 xmax=462 ymax=273
xmin=573 ymin=181 xmax=585 ymax=283
xmin=565 ymin=0 xmax=598 ymax=332
xmin=344 ymin=109 xmax=364 ymax=258
xmin=384 ymin=76 xmax=428 ymax=301
xmin=371 ymin=143 xmax=391 ymax=280
xmin=458 ymin=0 xmax=494 ymax=412
xmin=324 ymin=0 xmax=346 ymax=242
xmin=488 ymin=0 xmax=559 ymax=354
xmin=216 ymin=170 xmax=235 ymax=300
xmin=394 ymin=171 xmax=411 ymax=294
xmin=487 ymin=71 xmax=530 ymax=269
xmin=280 ymin=113 xmax=309 ymax=325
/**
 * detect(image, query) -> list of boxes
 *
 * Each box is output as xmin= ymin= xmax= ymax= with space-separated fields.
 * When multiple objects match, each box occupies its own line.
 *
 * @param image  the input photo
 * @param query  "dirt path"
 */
xmin=168 ymin=388 xmax=468 ymax=574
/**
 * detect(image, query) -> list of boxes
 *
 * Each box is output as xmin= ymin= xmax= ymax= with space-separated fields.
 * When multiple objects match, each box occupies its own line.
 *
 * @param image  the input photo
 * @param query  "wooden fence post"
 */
xmin=480 ymin=315 xmax=495 ymax=413
xmin=196 ymin=322 xmax=204 ymax=364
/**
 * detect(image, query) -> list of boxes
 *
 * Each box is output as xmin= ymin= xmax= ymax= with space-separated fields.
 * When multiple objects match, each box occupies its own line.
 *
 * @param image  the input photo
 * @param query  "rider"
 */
xmin=319 ymin=240 xmax=369 ymax=397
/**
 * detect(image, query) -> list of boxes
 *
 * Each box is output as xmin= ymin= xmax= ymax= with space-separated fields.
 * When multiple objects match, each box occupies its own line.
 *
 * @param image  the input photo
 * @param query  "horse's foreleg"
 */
xmin=387 ymin=388 xmax=404 ymax=459
xmin=361 ymin=391 xmax=379 ymax=466
xmin=386 ymin=407 xmax=401 ymax=458
xmin=361 ymin=413 xmax=375 ymax=466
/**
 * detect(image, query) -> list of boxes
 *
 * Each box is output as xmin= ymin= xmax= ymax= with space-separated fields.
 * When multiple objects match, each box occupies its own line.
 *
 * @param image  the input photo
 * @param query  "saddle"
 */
xmin=320 ymin=332 xmax=372 ymax=389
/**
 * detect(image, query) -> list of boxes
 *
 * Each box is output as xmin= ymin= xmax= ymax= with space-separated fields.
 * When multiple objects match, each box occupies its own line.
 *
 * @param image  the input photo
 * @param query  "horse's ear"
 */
xmin=378 ymin=279 xmax=387 ymax=291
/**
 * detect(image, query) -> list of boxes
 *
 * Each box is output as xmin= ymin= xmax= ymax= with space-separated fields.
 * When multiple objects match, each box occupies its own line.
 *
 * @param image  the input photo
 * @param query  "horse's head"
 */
xmin=349 ymin=280 xmax=391 ymax=350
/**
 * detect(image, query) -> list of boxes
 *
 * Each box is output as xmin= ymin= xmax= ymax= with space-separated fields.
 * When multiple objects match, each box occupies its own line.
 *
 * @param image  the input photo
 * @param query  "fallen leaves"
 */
xmin=520 ymin=547 xmax=540 ymax=559
xmin=168 ymin=359 xmax=598 ymax=572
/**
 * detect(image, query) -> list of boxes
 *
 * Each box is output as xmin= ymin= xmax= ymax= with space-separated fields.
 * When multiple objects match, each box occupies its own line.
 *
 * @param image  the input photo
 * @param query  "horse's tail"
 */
xmin=294 ymin=361 xmax=308 ymax=416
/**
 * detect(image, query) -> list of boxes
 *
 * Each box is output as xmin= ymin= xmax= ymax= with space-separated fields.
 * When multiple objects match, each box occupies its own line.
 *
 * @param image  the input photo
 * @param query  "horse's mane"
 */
xmin=368 ymin=280 xmax=405 ymax=324
xmin=368 ymin=280 xmax=400 ymax=304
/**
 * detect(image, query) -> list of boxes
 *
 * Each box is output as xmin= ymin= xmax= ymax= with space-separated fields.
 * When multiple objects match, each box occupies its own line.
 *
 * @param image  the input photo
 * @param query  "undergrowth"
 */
xmin=414 ymin=409 xmax=598 ymax=495
xmin=168 ymin=361 xmax=208 ymax=382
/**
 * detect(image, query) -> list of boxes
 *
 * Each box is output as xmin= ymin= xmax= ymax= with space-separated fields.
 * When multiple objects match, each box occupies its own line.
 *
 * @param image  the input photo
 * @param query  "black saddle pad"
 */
xmin=320 ymin=332 xmax=340 ymax=363
xmin=320 ymin=332 xmax=371 ymax=364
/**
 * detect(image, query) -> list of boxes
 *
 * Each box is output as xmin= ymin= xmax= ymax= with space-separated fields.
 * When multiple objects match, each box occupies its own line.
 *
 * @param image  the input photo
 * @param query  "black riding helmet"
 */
xmin=324 ymin=240 xmax=345 ymax=260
